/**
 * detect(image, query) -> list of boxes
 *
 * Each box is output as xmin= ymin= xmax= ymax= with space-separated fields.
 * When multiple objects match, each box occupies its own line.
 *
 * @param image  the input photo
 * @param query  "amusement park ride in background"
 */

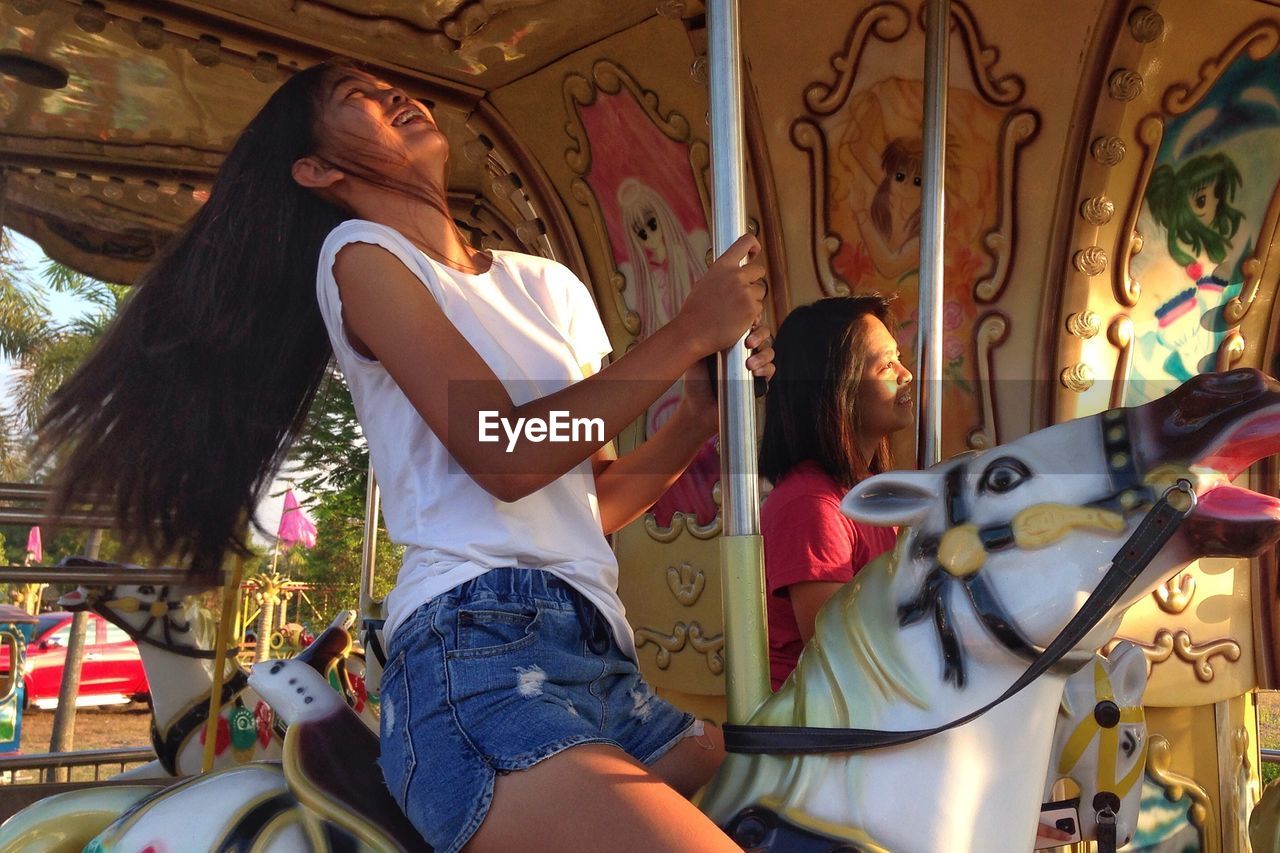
xmin=3 ymin=0 xmax=1280 ymax=850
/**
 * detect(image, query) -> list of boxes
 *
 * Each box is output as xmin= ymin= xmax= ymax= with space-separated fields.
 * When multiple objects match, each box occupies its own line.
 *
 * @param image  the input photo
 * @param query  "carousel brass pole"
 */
xmin=358 ymin=466 xmax=380 ymax=620
xmin=709 ymin=0 xmax=769 ymax=723
xmin=916 ymin=0 xmax=950 ymax=470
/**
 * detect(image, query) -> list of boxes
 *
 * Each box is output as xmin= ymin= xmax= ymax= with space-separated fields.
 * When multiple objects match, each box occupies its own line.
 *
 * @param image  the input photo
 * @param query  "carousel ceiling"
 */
xmin=0 ymin=0 xmax=691 ymax=282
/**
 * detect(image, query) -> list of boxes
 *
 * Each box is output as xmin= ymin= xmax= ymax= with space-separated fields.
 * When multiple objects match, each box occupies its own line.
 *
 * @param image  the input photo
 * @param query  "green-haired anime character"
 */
xmin=1145 ymin=152 xmax=1244 ymax=269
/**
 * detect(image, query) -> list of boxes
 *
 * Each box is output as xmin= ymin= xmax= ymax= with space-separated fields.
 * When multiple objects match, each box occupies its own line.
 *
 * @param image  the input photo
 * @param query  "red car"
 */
xmin=0 ymin=612 xmax=150 ymax=710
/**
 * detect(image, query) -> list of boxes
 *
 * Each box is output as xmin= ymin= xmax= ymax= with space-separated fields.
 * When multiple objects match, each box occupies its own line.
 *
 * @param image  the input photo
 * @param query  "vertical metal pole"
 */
xmin=709 ymin=0 xmax=769 ymax=722
xmin=48 ymin=528 xmax=102 ymax=780
xmin=358 ymin=466 xmax=381 ymax=619
xmin=915 ymin=0 xmax=950 ymax=470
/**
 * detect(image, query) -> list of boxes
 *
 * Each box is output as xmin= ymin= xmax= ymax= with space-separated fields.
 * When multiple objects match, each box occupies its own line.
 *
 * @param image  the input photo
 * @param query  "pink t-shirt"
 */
xmin=762 ymin=460 xmax=897 ymax=690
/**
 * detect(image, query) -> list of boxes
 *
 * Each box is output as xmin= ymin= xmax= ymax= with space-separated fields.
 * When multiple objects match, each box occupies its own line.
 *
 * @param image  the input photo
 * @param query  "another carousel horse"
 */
xmin=0 ymin=646 xmax=422 ymax=852
xmin=57 ymin=581 xmax=374 ymax=778
xmin=701 ymin=369 xmax=1280 ymax=852
xmin=1041 ymin=641 xmax=1148 ymax=851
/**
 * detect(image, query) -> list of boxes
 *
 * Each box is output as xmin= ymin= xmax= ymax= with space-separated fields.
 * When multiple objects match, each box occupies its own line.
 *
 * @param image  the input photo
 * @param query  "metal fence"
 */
xmin=0 ymin=746 xmax=155 ymax=784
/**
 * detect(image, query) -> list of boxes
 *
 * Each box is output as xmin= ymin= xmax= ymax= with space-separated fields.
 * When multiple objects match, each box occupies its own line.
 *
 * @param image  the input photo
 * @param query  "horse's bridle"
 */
xmin=723 ymin=408 xmax=1195 ymax=755
xmin=899 ymin=409 xmax=1156 ymax=687
xmin=80 ymin=586 xmax=219 ymax=660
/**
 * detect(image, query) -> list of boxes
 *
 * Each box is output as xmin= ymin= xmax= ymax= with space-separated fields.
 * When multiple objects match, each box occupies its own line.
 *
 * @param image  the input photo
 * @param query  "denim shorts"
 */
xmin=377 ymin=568 xmax=697 ymax=853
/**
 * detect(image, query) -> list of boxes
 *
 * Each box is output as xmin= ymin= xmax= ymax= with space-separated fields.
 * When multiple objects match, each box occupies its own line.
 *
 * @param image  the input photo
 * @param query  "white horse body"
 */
xmin=704 ymin=372 xmax=1280 ymax=852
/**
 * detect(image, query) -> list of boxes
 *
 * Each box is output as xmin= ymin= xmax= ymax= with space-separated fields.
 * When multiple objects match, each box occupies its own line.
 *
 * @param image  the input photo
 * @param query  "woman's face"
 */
xmin=856 ymin=315 xmax=914 ymax=440
xmin=631 ymin=206 xmax=668 ymax=265
xmin=889 ymin=165 xmax=923 ymax=210
xmin=1188 ymin=182 xmax=1219 ymax=226
xmin=317 ymin=69 xmax=447 ymax=179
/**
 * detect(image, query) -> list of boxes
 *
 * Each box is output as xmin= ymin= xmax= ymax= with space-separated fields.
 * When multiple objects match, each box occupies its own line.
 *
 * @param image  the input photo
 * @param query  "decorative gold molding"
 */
xmin=1117 ymin=116 xmax=1165 ymax=307
xmin=792 ymin=119 xmax=848 ymax=296
xmin=1107 ymin=68 xmax=1144 ymax=102
xmin=1126 ymin=628 xmax=1242 ymax=682
xmin=570 ymin=179 xmax=640 ymax=335
xmin=1061 ymin=362 xmax=1094 ymax=393
xmin=1073 ymin=246 xmax=1109 ymax=276
xmin=665 ymin=562 xmax=706 ymax=606
xmin=1128 ymin=7 xmax=1165 ymax=43
xmin=804 ymin=3 xmax=911 ymax=115
xmin=1090 ymin=136 xmax=1126 ymax=167
xmin=945 ymin=0 xmax=1026 ymax=106
xmin=644 ymin=511 xmax=722 ymax=543
xmin=1147 ymin=735 xmax=1214 ymax=837
xmin=974 ymin=110 xmax=1039 ymax=303
xmin=1163 ymin=23 xmax=1280 ymax=115
xmin=563 ymin=61 xmax=691 ymax=174
xmin=1224 ymin=258 xmax=1263 ymax=325
xmin=634 ymin=621 xmax=724 ymax=674
xmin=1066 ymin=310 xmax=1101 ymax=339
xmin=1080 ymin=196 xmax=1115 ymax=226
xmin=1153 ymin=573 xmax=1196 ymax=615
xmin=1215 ymin=330 xmax=1246 ymax=373
xmin=1107 ymin=315 xmax=1134 ymax=409
xmin=967 ymin=312 xmax=1008 ymax=449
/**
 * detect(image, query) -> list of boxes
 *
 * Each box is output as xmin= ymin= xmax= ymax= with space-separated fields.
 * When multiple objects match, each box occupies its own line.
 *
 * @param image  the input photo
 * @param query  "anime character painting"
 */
xmin=822 ymin=75 xmax=1006 ymax=456
xmin=1129 ymin=51 xmax=1280 ymax=401
xmin=577 ymin=87 xmax=719 ymax=527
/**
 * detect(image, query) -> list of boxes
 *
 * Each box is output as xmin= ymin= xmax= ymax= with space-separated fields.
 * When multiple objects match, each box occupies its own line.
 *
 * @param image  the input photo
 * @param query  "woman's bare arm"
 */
xmin=334 ymin=235 xmax=765 ymax=501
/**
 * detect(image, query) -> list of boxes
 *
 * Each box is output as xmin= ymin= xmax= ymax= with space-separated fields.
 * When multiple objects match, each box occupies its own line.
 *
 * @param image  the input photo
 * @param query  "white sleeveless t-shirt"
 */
xmin=314 ymin=219 xmax=632 ymax=656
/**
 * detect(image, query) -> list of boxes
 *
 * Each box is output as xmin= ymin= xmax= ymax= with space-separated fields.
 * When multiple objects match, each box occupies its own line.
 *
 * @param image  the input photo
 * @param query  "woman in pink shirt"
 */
xmin=759 ymin=295 xmax=914 ymax=690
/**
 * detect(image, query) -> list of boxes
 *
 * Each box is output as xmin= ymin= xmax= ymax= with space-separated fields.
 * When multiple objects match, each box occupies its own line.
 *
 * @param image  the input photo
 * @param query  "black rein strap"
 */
xmin=722 ymin=480 xmax=1195 ymax=755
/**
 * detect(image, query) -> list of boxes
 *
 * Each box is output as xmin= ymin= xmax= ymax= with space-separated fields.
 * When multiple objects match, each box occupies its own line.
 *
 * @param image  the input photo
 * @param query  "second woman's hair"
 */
xmin=759 ymin=295 xmax=896 ymax=490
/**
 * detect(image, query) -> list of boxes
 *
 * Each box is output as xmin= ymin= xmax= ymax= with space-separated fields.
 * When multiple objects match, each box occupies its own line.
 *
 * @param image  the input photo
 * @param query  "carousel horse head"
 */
xmin=1046 ymin=641 xmax=1148 ymax=847
xmin=702 ymin=370 xmax=1280 ymax=853
xmin=842 ymin=368 xmax=1280 ymax=686
xmin=58 ymin=579 xmax=217 ymax=658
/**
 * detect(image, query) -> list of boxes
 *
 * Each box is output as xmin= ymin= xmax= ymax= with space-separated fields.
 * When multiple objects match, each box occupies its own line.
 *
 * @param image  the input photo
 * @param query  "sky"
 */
xmin=2 ymin=228 xmax=308 ymax=549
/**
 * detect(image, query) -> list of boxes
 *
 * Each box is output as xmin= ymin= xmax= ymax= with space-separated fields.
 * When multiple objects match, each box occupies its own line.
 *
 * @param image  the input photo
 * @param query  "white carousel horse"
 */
xmin=0 ymin=649 xmax=422 ymax=852
xmin=56 ymin=581 xmax=375 ymax=778
xmin=1040 ymin=641 xmax=1148 ymax=850
xmin=700 ymin=369 xmax=1280 ymax=852
xmin=4 ymin=371 xmax=1280 ymax=852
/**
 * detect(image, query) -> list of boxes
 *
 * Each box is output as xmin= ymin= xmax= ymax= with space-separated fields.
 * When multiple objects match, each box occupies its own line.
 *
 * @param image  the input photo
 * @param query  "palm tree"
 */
xmin=0 ymin=228 xmax=127 ymax=434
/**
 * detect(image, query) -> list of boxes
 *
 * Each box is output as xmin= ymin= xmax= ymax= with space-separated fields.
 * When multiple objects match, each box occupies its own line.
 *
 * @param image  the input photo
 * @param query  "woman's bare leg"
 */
xmin=648 ymin=721 xmax=726 ymax=797
xmin=465 ymin=742 xmax=740 ymax=853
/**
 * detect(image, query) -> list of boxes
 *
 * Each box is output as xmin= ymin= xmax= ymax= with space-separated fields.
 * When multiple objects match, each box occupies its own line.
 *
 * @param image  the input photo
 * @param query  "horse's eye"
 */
xmin=137 ymin=585 xmax=154 ymax=595
xmin=1121 ymin=729 xmax=1138 ymax=757
xmin=978 ymin=457 xmax=1030 ymax=494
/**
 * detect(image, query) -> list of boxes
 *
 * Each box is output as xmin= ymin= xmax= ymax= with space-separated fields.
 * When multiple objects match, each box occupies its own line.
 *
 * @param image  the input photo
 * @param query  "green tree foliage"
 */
xmin=285 ymin=369 xmax=399 ymax=609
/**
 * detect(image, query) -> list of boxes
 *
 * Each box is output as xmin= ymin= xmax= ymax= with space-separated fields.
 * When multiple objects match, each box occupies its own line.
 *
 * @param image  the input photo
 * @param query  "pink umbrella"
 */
xmin=277 ymin=489 xmax=317 ymax=550
xmin=25 ymin=526 xmax=42 ymax=563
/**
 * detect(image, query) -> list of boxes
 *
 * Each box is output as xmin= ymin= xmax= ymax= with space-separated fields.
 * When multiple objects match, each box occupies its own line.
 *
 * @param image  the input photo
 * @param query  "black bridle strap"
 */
xmin=722 ymin=481 xmax=1194 ymax=755
xmin=92 ymin=595 xmax=219 ymax=660
xmin=150 ymin=668 xmax=250 ymax=775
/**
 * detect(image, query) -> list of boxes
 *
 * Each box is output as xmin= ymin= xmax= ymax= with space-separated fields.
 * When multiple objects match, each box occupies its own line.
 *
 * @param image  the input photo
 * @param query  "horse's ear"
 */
xmin=841 ymin=470 xmax=942 ymax=527
xmin=1107 ymin=641 xmax=1149 ymax=702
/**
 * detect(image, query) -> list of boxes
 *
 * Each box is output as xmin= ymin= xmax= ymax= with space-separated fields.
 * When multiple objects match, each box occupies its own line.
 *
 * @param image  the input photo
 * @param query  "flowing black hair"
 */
xmin=759 ymin=295 xmax=896 ymax=491
xmin=37 ymin=62 xmax=353 ymax=575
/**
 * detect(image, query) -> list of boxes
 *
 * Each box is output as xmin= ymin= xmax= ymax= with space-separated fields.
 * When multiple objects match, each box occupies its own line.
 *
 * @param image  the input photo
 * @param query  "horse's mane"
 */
xmin=758 ymin=531 xmax=926 ymax=730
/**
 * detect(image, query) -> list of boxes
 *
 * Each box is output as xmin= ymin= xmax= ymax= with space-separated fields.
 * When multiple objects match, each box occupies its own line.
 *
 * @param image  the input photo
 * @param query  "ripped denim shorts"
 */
xmin=377 ymin=568 xmax=697 ymax=853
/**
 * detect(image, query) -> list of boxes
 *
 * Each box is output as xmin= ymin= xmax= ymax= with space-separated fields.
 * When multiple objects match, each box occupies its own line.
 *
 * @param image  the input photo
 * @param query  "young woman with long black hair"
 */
xmin=758 ymin=295 xmax=912 ymax=690
xmin=37 ymin=61 xmax=772 ymax=852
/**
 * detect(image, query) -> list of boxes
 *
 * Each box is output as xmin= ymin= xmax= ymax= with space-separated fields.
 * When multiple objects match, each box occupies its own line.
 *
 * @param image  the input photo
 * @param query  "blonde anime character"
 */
xmin=615 ymin=177 xmax=719 ymax=524
xmin=617 ymin=177 xmax=712 ymax=435
xmin=618 ymin=177 xmax=711 ymax=341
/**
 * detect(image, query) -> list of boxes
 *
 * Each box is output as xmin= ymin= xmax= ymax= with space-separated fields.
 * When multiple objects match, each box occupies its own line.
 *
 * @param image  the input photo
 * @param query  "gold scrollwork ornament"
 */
xmin=1128 ymin=7 xmax=1165 ymax=43
xmin=1080 ymin=196 xmax=1114 ymax=226
xmin=1073 ymin=246 xmax=1109 ymax=276
xmin=1108 ymin=69 xmax=1144 ymax=101
xmin=1090 ymin=136 xmax=1126 ymax=166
